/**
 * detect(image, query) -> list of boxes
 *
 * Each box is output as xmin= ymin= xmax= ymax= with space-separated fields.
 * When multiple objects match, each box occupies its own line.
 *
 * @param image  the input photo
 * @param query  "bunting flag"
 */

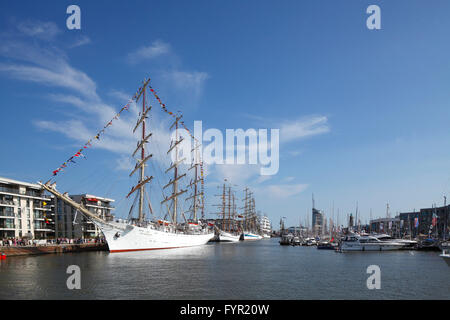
xmin=148 ymin=82 xmax=206 ymax=199
xmin=50 ymin=85 xmax=144 ymax=178
xmin=147 ymin=85 xmax=199 ymax=144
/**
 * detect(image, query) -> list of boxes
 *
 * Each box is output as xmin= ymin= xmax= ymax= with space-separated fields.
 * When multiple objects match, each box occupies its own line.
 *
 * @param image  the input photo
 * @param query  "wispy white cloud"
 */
xmin=69 ymin=35 xmax=91 ymax=48
xmin=127 ymin=40 xmax=171 ymax=64
xmin=17 ymin=20 xmax=61 ymax=41
xmin=162 ymin=70 xmax=209 ymax=98
xmin=0 ymin=28 xmax=175 ymax=171
xmin=280 ymin=115 xmax=330 ymax=144
xmin=258 ymin=183 xmax=308 ymax=199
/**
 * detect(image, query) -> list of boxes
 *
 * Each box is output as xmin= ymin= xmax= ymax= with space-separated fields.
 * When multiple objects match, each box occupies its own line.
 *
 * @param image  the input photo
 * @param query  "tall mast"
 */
xmin=243 ymin=187 xmax=250 ymax=231
xmin=222 ymin=184 xmax=226 ymax=229
xmin=232 ymin=192 xmax=236 ymax=233
xmin=128 ymin=78 xmax=152 ymax=224
xmin=227 ymin=186 xmax=232 ymax=232
xmin=186 ymin=141 xmax=203 ymax=221
xmin=139 ymin=83 xmax=146 ymax=223
xmin=161 ymin=114 xmax=187 ymax=226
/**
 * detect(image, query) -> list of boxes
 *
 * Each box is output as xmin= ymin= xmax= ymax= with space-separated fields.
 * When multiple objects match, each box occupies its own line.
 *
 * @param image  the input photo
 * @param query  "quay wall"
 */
xmin=0 ymin=243 xmax=108 ymax=256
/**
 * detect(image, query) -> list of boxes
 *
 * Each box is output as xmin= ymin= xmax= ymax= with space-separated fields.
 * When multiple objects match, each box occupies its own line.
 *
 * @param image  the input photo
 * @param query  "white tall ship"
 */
xmin=240 ymin=188 xmax=263 ymax=241
xmin=214 ymin=183 xmax=240 ymax=242
xmin=41 ymin=78 xmax=214 ymax=252
xmin=260 ymin=215 xmax=271 ymax=239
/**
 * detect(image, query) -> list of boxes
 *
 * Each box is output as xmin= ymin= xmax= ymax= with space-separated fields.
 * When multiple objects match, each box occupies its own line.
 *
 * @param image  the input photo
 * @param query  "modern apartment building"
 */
xmin=0 ymin=176 xmax=54 ymax=239
xmin=54 ymin=194 xmax=115 ymax=239
xmin=0 ymin=176 xmax=115 ymax=240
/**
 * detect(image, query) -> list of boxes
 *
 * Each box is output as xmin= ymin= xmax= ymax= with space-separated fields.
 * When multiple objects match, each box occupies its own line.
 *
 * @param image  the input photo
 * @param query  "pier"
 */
xmin=0 ymin=243 xmax=108 ymax=257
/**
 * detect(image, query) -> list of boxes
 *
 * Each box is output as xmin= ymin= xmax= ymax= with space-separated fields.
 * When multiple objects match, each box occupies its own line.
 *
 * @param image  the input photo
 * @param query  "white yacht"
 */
xmin=339 ymin=234 xmax=404 ymax=252
xmin=374 ymin=234 xmax=417 ymax=249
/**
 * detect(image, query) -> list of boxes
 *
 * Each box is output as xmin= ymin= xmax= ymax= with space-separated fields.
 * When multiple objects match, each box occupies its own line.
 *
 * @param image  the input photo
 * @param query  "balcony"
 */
xmin=0 ymin=200 xmax=17 ymax=207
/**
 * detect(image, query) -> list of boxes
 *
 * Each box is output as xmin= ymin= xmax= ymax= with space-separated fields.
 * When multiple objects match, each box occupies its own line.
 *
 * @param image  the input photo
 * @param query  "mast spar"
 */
xmin=127 ymin=78 xmax=153 ymax=224
xmin=186 ymin=140 xmax=203 ymax=222
xmin=161 ymin=114 xmax=187 ymax=226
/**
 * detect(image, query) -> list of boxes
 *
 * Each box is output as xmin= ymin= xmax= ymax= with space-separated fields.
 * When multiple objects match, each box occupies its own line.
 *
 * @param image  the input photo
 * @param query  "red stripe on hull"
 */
xmin=109 ymin=246 xmax=192 ymax=253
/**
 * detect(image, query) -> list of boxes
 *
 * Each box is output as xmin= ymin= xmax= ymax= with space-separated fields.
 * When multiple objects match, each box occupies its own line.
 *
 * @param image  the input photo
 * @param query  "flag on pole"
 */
xmin=414 ymin=217 xmax=419 ymax=228
xmin=432 ymin=213 xmax=437 ymax=227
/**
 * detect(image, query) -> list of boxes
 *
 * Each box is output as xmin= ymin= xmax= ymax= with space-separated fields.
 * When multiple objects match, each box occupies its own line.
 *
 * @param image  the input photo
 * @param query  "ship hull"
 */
xmin=442 ymin=255 xmax=450 ymax=266
xmin=242 ymin=232 xmax=263 ymax=241
xmin=218 ymin=231 xmax=240 ymax=242
xmin=97 ymin=221 xmax=215 ymax=252
xmin=339 ymin=243 xmax=404 ymax=252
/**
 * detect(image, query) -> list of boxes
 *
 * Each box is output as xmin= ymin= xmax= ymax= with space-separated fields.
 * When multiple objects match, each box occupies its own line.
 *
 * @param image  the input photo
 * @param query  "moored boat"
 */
xmin=279 ymin=233 xmax=293 ymax=245
xmin=339 ymin=234 xmax=404 ymax=252
xmin=374 ymin=234 xmax=418 ymax=249
xmin=40 ymin=78 xmax=215 ymax=252
xmin=317 ymin=241 xmax=337 ymax=250
xmin=440 ymin=249 xmax=450 ymax=267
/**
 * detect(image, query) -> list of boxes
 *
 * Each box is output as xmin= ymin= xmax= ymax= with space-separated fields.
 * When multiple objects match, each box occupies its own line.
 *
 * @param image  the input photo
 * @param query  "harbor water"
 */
xmin=0 ymin=238 xmax=449 ymax=300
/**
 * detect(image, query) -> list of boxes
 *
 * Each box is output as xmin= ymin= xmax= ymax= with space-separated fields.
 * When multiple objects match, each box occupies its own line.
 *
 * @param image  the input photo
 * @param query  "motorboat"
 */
xmin=374 ymin=234 xmax=417 ymax=249
xmin=339 ymin=234 xmax=404 ymax=252
xmin=279 ymin=233 xmax=293 ymax=245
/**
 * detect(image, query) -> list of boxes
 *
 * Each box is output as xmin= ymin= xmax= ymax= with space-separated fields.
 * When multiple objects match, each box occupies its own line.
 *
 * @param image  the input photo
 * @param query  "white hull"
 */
xmin=218 ymin=231 xmax=240 ymax=242
xmin=441 ymin=255 xmax=450 ymax=267
xmin=97 ymin=221 xmax=215 ymax=252
xmin=340 ymin=243 xmax=404 ymax=252
xmin=262 ymin=234 xmax=271 ymax=239
xmin=242 ymin=232 xmax=263 ymax=241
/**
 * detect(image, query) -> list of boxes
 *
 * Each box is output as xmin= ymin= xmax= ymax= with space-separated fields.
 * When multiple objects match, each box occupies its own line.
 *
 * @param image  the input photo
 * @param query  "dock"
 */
xmin=0 ymin=243 xmax=108 ymax=257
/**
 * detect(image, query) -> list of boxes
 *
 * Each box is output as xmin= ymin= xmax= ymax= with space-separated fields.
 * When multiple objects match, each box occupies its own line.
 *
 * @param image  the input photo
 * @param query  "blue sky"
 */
xmin=1 ymin=0 xmax=450 ymax=228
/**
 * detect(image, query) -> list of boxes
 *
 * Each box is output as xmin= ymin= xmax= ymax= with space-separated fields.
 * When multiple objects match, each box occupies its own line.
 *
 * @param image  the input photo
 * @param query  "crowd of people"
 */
xmin=0 ymin=237 xmax=106 ymax=247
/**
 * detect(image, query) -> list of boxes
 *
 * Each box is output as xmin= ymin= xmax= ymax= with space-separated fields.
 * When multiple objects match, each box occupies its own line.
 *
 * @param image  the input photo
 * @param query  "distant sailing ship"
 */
xmin=41 ymin=78 xmax=214 ymax=252
xmin=240 ymin=188 xmax=263 ymax=240
xmin=213 ymin=183 xmax=241 ymax=242
xmin=260 ymin=215 xmax=272 ymax=239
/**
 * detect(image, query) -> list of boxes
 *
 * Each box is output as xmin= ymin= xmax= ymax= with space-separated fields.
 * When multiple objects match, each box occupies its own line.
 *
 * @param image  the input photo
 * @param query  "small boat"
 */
xmin=279 ymin=233 xmax=293 ymax=245
xmin=440 ymin=249 xmax=450 ymax=267
xmin=416 ymin=238 xmax=440 ymax=251
xmin=242 ymin=232 xmax=263 ymax=240
xmin=317 ymin=241 xmax=337 ymax=250
xmin=292 ymin=236 xmax=301 ymax=246
xmin=339 ymin=234 xmax=404 ymax=252
xmin=304 ymin=237 xmax=317 ymax=246
xmin=439 ymin=241 xmax=450 ymax=251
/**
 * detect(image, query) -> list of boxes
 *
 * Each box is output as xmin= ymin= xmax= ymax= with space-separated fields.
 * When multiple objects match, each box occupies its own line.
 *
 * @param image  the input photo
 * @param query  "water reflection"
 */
xmin=107 ymin=243 xmax=216 ymax=261
xmin=0 ymin=239 xmax=449 ymax=299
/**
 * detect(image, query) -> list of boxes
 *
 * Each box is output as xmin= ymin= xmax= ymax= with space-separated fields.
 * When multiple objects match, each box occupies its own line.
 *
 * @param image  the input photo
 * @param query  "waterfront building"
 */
xmin=312 ymin=208 xmax=323 ymax=236
xmin=0 ymin=176 xmax=54 ymax=239
xmin=54 ymin=194 xmax=114 ymax=239
xmin=370 ymin=217 xmax=400 ymax=236
xmin=399 ymin=206 xmax=449 ymax=239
